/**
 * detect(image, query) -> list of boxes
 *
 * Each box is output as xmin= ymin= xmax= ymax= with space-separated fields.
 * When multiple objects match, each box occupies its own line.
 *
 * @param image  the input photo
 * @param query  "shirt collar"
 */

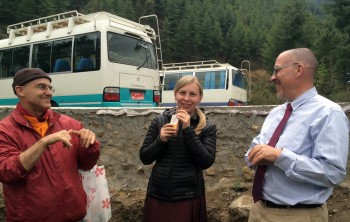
xmin=289 ymin=87 xmax=318 ymax=111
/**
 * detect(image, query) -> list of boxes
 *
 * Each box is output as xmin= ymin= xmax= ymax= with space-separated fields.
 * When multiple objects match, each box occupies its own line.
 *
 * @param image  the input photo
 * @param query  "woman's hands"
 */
xmin=159 ymin=109 xmax=192 ymax=142
xmin=176 ymin=109 xmax=191 ymax=129
xmin=160 ymin=124 xmax=177 ymax=142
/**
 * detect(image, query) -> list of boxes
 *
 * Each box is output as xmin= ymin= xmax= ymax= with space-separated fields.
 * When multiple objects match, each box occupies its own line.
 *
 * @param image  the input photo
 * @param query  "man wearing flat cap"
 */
xmin=0 ymin=68 xmax=100 ymax=221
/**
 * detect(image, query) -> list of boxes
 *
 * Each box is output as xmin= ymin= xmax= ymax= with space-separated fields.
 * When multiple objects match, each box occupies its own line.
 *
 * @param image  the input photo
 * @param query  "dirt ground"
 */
xmin=0 ymin=185 xmax=348 ymax=221
xmin=107 ymin=181 xmax=350 ymax=222
xmin=0 ymin=106 xmax=349 ymax=221
xmin=327 ymin=186 xmax=350 ymax=222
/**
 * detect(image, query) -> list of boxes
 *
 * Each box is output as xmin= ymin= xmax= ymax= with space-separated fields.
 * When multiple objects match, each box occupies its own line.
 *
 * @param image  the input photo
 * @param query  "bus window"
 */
xmin=0 ymin=49 xmax=12 ymax=78
xmin=163 ymin=73 xmax=178 ymax=90
xmin=195 ymin=71 xmax=226 ymax=89
xmin=32 ymin=39 xmax=72 ymax=73
xmin=179 ymin=72 xmax=192 ymax=78
xmin=73 ymin=32 xmax=100 ymax=72
xmin=107 ymin=32 xmax=157 ymax=69
xmin=52 ymin=39 xmax=72 ymax=72
xmin=13 ymin=46 xmax=30 ymax=74
xmin=32 ymin=42 xmax=52 ymax=73
xmin=232 ymin=70 xmax=246 ymax=89
xmin=0 ymin=46 xmax=30 ymax=77
xmin=163 ymin=72 xmax=192 ymax=90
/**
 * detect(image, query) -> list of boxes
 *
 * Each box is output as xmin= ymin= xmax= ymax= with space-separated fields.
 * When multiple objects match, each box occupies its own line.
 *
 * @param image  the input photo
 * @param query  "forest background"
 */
xmin=0 ymin=0 xmax=349 ymax=105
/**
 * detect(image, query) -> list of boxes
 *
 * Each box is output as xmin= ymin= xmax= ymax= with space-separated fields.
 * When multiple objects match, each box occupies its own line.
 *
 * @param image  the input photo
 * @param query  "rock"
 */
xmin=205 ymin=167 xmax=216 ymax=176
xmin=228 ymin=194 xmax=253 ymax=222
xmin=242 ymin=166 xmax=255 ymax=181
xmin=331 ymin=208 xmax=339 ymax=213
xmin=137 ymin=165 xmax=144 ymax=175
xmin=251 ymin=124 xmax=261 ymax=132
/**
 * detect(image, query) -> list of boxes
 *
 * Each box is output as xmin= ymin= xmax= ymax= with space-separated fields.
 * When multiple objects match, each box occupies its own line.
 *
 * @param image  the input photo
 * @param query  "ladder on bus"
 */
xmin=240 ymin=60 xmax=252 ymax=101
xmin=139 ymin=15 xmax=163 ymax=71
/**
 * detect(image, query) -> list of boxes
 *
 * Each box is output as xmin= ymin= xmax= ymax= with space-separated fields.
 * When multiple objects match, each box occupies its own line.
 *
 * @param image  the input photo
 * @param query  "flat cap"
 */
xmin=12 ymin=68 xmax=51 ymax=94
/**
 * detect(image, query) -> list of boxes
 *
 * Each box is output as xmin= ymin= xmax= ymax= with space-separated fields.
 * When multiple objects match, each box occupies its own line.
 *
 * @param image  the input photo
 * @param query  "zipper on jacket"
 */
xmin=168 ymin=118 xmax=181 ymax=201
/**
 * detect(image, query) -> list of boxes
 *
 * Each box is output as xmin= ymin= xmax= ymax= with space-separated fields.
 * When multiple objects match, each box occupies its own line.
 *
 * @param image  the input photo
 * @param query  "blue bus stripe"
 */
xmin=0 ymin=89 xmax=157 ymax=107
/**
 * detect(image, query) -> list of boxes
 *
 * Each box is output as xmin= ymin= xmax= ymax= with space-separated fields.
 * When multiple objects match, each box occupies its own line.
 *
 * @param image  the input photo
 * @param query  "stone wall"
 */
xmin=0 ymin=104 xmax=349 ymax=221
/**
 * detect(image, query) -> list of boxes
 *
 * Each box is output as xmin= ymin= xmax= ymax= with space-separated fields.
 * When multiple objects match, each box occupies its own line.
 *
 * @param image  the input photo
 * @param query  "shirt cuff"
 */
xmin=274 ymin=148 xmax=297 ymax=170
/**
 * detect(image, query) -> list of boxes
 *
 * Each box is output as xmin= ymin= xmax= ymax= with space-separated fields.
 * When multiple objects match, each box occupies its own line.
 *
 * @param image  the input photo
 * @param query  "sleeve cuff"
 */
xmin=82 ymin=140 xmax=100 ymax=153
xmin=156 ymin=136 xmax=166 ymax=147
xmin=274 ymin=148 xmax=297 ymax=170
xmin=15 ymin=156 xmax=29 ymax=177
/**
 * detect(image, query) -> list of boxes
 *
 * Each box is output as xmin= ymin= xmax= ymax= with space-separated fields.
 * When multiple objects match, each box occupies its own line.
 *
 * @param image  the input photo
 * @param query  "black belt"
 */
xmin=261 ymin=199 xmax=322 ymax=209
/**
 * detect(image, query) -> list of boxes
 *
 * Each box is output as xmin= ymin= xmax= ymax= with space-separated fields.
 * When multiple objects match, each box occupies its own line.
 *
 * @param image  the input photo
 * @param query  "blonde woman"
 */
xmin=140 ymin=76 xmax=217 ymax=222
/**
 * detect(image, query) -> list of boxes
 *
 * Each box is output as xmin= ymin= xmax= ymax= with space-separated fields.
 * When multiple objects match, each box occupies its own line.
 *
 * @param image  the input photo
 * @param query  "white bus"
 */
xmin=0 ymin=10 xmax=162 ymax=107
xmin=160 ymin=60 xmax=248 ymax=106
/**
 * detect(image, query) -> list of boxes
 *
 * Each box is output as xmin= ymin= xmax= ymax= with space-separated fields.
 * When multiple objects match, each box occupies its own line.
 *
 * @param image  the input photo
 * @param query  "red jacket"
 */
xmin=0 ymin=107 xmax=100 ymax=221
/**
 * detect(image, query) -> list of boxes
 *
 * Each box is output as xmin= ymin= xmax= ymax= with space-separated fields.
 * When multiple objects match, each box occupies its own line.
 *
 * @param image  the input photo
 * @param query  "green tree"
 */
xmin=311 ymin=15 xmax=350 ymax=97
xmin=225 ymin=21 xmax=249 ymax=66
xmin=172 ymin=1 xmax=196 ymax=61
xmin=115 ymin=0 xmax=135 ymax=20
xmin=142 ymin=0 xmax=155 ymax=16
xmin=324 ymin=0 xmax=350 ymax=36
xmin=315 ymin=62 xmax=334 ymax=95
xmin=161 ymin=17 xmax=176 ymax=63
xmin=154 ymin=0 xmax=167 ymax=20
xmin=261 ymin=0 xmax=309 ymax=69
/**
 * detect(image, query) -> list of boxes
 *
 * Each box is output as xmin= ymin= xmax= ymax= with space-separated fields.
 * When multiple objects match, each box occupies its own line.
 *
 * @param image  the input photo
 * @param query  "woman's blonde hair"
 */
xmin=174 ymin=76 xmax=206 ymax=134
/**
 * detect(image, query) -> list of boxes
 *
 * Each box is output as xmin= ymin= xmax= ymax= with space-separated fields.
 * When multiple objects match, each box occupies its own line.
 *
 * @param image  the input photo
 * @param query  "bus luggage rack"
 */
xmin=7 ymin=10 xmax=88 ymax=37
xmin=162 ymin=60 xmax=223 ymax=71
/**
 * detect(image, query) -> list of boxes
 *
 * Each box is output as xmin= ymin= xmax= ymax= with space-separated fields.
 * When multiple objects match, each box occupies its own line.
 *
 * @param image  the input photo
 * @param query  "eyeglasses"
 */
xmin=273 ymin=63 xmax=299 ymax=76
xmin=36 ymin=84 xmax=55 ymax=93
xmin=19 ymin=83 xmax=55 ymax=93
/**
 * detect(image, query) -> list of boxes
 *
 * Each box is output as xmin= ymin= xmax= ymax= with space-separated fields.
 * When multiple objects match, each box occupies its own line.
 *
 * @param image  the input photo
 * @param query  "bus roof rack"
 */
xmin=162 ymin=60 xmax=227 ymax=71
xmin=7 ymin=10 xmax=88 ymax=43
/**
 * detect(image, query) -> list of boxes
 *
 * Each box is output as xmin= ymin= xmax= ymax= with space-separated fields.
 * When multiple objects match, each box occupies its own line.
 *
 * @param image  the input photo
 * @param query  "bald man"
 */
xmin=245 ymin=48 xmax=349 ymax=222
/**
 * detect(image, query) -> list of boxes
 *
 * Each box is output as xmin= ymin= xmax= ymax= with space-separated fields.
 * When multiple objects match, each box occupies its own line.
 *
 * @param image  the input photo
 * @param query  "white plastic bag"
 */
xmin=79 ymin=165 xmax=112 ymax=222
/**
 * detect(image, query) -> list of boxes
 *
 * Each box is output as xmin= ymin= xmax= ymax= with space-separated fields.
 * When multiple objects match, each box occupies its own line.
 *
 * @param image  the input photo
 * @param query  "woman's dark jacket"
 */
xmin=140 ymin=108 xmax=217 ymax=201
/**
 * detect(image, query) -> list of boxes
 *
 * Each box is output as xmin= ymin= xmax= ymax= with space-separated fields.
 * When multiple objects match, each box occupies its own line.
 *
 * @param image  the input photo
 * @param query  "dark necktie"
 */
xmin=252 ymin=103 xmax=293 ymax=203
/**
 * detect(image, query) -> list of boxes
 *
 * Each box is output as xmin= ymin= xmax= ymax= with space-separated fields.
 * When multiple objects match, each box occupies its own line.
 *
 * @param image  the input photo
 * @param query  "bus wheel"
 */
xmin=51 ymin=101 xmax=58 ymax=107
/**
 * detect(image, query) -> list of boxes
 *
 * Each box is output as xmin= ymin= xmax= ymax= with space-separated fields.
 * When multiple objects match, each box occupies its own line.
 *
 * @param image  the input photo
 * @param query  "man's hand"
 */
xmin=19 ymin=129 xmax=83 ymax=171
xmin=42 ymin=130 xmax=74 ymax=150
xmin=248 ymin=144 xmax=282 ymax=166
xmin=70 ymin=129 xmax=96 ymax=148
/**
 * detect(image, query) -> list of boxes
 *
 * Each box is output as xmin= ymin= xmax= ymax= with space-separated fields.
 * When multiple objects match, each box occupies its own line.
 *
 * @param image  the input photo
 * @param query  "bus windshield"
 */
xmin=232 ymin=70 xmax=246 ymax=89
xmin=108 ymin=32 xmax=157 ymax=69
